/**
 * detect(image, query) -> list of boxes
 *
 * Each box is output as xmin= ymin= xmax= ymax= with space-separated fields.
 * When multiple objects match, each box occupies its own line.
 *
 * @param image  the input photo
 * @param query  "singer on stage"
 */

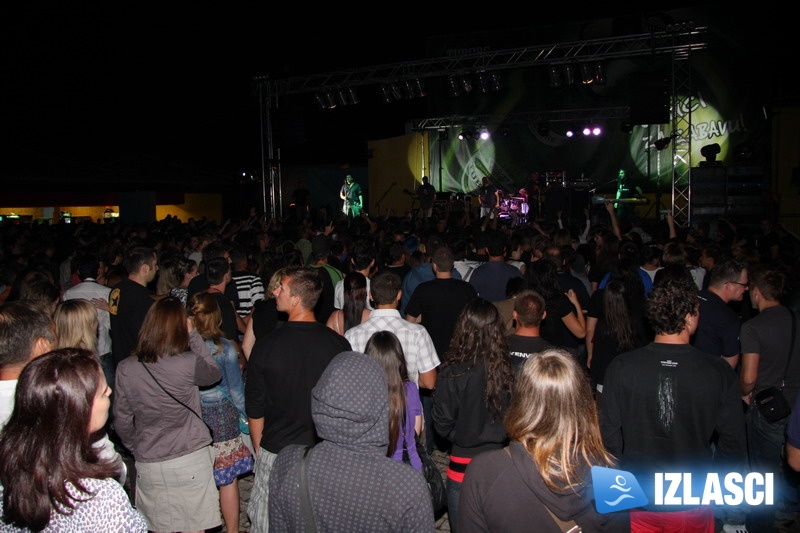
xmin=339 ymin=174 xmax=363 ymax=219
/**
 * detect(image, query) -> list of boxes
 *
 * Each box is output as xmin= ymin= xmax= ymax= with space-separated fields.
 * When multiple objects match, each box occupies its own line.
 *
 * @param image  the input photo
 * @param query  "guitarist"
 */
xmin=339 ymin=174 xmax=363 ymax=219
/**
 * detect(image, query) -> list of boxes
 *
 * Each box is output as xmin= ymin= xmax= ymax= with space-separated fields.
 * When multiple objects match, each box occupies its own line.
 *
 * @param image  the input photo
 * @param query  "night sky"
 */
xmin=3 ymin=2 xmax=772 ymax=187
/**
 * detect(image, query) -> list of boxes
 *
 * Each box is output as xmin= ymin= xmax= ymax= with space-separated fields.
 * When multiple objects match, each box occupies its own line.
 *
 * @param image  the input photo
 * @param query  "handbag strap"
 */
xmin=299 ymin=445 xmax=317 ymax=533
xmin=139 ymin=360 xmax=206 ymax=425
xmin=780 ymin=310 xmax=797 ymax=388
xmin=503 ymin=446 xmax=581 ymax=533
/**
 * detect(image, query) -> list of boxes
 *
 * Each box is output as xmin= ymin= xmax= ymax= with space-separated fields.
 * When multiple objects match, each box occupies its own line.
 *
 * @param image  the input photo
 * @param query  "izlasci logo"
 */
xmin=591 ymin=466 xmax=649 ymax=514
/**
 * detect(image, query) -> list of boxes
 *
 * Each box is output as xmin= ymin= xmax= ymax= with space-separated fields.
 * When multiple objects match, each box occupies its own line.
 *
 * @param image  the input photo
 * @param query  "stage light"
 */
xmin=477 ymin=72 xmax=490 ymax=94
xmin=336 ymin=89 xmax=348 ymax=106
xmin=380 ymin=84 xmax=392 ymax=104
xmin=324 ymin=91 xmax=337 ymax=109
xmin=593 ymin=62 xmax=606 ymax=85
xmin=478 ymin=130 xmax=490 ymax=140
xmin=346 ymin=87 xmax=359 ymax=105
xmin=582 ymin=126 xmax=592 ymax=136
xmin=389 ymin=82 xmax=403 ymax=101
xmin=314 ymin=93 xmax=328 ymax=110
xmin=548 ymin=65 xmax=563 ymax=88
xmin=447 ymin=76 xmax=462 ymax=98
xmin=490 ymin=72 xmax=501 ymax=92
xmin=402 ymin=80 xmax=415 ymax=99
xmin=460 ymin=76 xmax=473 ymax=94
xmin=566 ymin=129 xmax=575 ymax=138
xmin=581 ymin=63 xmax=595 ymax=84
xmin=458 ymin=130 xmax=467 ymax=141
xmin=563 ymin=63 xmax=576 ymax=85
xmin=413 ymin=78 xmax=427 ymax=98
xmin=592 ymin=126 xmax=602 ymax=136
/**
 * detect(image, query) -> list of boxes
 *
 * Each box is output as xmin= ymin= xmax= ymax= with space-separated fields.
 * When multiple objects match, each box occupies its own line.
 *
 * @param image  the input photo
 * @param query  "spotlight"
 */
xmin=581 ymin=63 xmax=595 ymax=84
xmin=563 ymin=64 xmax=576 ymax=85
xmin=324 ymin=91 xmax=337 ymax=109
xmin=413 ymin=78 xmax=427 ymax=98
xmin=566 ymin=129 xmax=574 ymax=138
xmin=548 ymin=65 xmax=563 ymax=88
xmin=346 ymin=87 xmax=359 ymax=105
xmin=314 ymin=93 xmax=328 ymax=110
xmin=592 ymin=126 xmax=602 ymax=136
xmin=593 ymin=62 xmax=606 ymax=85
xmin=336 ymin=89 xmax=348 ymax=106
xmin=490 ymin=72 xmax=501 ymax=92
xmin=389 ymin=82 xmax=403 ymax=101
xmin=402 ymin=80 xmax=415 ymax=99
xmin=477 ymin=72 xmax=490 ymax=94
xmin=478 ymin=130 xmax=490 ymax=140
xmin=654 ymin=137 xmax=672 ymax=151
xmin=460 ymin=76 xmax=473 ymax=94
xmin=458 ymin=130 xmax=467 ymax=141
xmin=582 ymin=126 xmax=592 ymax=136
xmin=447 ymin=76 xmax=462 ymax=98
xmin=380 ymin=84 xmax=392 ymax=104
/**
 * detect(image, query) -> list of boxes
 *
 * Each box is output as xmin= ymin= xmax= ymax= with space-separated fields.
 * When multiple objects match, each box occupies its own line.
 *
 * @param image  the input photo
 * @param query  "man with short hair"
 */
xmin=468 ymin=230 xmax=523 ymax=303
xmin=307 ymin=234 xmax=343 ymax=324
xmin=600 ymin=283 xmax=747 ymax=531
xmin=505 ymin=290 xmax=552 ymax=372
xmin=109 ymin=245 xmax=158 ymax=366
xmin=245 ymin=266 xmax=351 ymax=533
xmin=204 ymin=257 xmax=247 ymax=340
xmin=346 ymin=271 xmax=439 ymax=390
xmin=405 ymin=246 xmax=477 ymax=454
xmin=692 ymin=257 xmax=748 ymax=370
xmin=739 ymin=268 xmax=800 ymax=532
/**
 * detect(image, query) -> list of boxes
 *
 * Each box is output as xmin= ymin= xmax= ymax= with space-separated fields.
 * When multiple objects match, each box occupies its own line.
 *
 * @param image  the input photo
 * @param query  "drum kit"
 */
xmin=498 ymin=193 xmax=529 ymax=226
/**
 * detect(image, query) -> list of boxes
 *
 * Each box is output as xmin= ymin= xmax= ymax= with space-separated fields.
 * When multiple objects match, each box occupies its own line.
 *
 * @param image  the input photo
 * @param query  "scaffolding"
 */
xmin=255 ymin=25 xmax=706 ymax=220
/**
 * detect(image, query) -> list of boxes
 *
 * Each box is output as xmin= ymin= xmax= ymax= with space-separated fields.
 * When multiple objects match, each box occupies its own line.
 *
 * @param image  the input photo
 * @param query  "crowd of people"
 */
xmin=0 ymin=186 xmax=799 ymax=532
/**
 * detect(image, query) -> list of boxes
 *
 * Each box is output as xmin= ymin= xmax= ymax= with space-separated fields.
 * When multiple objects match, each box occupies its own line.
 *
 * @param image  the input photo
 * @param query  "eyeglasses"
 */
xmin=728 ymin=281 xmax=749 ymax=288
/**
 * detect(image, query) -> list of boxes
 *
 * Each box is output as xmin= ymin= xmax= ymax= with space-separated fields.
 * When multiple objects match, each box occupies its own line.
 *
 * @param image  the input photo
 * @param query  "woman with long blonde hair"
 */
xmin=54 ymin=299 xmax=99 ymax=355
xmin=458 ymin=349 xmax=629 ymax=532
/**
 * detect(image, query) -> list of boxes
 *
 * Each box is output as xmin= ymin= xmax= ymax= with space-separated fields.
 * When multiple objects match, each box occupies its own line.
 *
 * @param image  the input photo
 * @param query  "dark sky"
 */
xmin=3 ymin=2 xmax=756 ymax=182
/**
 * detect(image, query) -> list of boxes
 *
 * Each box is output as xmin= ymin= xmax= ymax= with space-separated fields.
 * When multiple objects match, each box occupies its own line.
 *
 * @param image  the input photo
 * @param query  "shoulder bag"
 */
xmin=754 ymin=309 xmax=796 ymax=423
xmin=400 ymin=410 xmax=446 ymax=514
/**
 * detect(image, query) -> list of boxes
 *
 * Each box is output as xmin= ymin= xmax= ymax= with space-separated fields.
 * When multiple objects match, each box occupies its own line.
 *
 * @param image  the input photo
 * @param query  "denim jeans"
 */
xmin=746 ymin=402 xmax=792 ymax=531
xmin=446 ymin=477 xmax=462 ymax=533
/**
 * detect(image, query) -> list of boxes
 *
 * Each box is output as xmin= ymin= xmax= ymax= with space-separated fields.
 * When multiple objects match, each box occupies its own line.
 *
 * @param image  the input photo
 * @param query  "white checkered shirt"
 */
xmin=345 ymin=309 xmax=440 ymax=386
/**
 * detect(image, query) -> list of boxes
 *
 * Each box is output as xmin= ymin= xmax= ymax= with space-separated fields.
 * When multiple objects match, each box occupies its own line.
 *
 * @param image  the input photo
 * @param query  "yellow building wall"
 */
xmin=0 ymin=193 xmax=222 ymax=224
xmin=368 ymin=131 xmax=429 ymax=217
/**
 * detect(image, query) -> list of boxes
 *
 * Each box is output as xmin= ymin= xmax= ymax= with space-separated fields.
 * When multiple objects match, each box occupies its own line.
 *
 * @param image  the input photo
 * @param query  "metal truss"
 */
xmin=408 ymin=107 xmax=632 ymax=131
xmin=670 ymin=41 xmax=695 ymax=224
xmin=255 ymin=27 xmax=707 ymax=96
xmin=254 ymin=25 xmax=707 ymax=218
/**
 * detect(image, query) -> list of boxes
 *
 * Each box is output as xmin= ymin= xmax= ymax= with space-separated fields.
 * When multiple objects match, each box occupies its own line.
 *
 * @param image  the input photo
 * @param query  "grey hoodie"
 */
xmin=268 ymin=351 xmax=435 ymax=532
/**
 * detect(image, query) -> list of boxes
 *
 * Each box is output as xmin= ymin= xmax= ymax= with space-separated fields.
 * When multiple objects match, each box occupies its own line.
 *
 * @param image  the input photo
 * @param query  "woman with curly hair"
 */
xmin=458 ymin=349 xmax=629 ymax=532
xmin=432 ymin=298 xmax=515 ymax=533
xmin=325 ymin=271 xmax=371 ymax=335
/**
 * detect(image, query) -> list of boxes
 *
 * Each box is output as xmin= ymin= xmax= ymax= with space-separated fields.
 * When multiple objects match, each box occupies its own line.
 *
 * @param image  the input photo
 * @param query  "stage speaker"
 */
xmin=630 ymin=71 xmax=670 ymax=125
xmin=691 ymin=166 xmax=727 ymax=205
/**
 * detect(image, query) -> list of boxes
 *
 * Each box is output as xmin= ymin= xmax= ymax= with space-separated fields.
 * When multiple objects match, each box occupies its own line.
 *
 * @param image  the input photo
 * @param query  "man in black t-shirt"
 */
xmin=505 ymin=290 xmax=552 ymax=372
xmin=109 ymin=246 xmax=158 ymax=365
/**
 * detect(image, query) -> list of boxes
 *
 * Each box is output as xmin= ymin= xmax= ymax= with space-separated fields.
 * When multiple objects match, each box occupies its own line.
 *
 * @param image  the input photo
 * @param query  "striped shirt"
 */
xmin=231 ymin=272 xmax=265 ymax=318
